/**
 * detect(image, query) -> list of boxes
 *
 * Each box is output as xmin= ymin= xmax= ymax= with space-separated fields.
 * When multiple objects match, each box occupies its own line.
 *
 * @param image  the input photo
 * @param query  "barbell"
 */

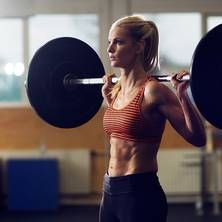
xmin=26 ymin=24 xmax=222 ymax=129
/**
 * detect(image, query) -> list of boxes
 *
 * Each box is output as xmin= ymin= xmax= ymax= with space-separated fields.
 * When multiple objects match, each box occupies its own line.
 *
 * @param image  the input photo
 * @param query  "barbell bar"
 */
xmin=63 ymin=74 xmax=190 ymax=86
xmin=26 ymin=24 xmax=222 ymax=129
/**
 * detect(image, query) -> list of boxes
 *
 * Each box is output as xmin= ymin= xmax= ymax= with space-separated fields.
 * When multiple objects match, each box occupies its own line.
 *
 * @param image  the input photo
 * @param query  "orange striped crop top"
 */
xmin=103 ymin=83 xmax=161 ymax=143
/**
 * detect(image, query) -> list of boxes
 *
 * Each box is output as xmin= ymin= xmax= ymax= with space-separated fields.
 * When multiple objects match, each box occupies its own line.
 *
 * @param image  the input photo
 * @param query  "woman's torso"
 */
xmin=103 ymin=77 xmax=166 ymax=176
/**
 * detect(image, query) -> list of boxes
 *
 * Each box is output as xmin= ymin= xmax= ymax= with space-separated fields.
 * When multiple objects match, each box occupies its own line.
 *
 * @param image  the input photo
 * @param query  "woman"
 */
xmin=100 ymin=15 xmax=206 ymax=222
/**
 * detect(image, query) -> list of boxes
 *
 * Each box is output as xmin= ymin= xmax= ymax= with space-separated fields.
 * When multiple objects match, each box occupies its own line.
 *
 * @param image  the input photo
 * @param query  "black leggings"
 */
xmin=99 ymin=172 xmax=168 ymax=222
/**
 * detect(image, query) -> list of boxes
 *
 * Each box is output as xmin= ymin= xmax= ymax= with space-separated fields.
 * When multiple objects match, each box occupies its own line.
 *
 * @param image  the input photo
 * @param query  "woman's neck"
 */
xmin=119 ymin=66 xmax=148 ymax=95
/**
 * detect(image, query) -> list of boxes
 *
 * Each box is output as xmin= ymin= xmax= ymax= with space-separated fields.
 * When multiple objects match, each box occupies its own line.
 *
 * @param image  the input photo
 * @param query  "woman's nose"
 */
xmin=107 ymin=43 xmax=114 ymax=53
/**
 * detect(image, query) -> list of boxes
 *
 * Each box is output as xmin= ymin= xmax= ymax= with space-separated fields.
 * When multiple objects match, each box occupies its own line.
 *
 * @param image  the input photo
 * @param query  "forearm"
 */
xmin=102 ymin=93 xmax=112 ymax=106
xmin=101 ymin=74 xmax=115 ymax=106
xmin=177 ymin=90 xmax=206 ymax=146
xmin=102 ymin=86 xmax=113 ymax=106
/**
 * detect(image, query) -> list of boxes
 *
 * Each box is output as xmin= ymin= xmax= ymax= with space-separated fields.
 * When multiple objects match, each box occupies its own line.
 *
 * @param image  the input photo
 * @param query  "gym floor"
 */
xmin=0 ymin=204 xmax=222 ymax=222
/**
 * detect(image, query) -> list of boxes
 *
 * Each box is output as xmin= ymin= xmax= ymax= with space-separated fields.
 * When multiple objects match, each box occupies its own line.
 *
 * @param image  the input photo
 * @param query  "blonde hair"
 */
xmin=110 ymin=15 xmax=159 ymax=98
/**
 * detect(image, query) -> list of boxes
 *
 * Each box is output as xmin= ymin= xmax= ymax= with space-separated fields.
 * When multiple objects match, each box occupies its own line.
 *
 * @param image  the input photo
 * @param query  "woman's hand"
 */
xmin=101 ymin=73 xmax=116 ymax=105
xmin=170 ymin=70 xmax=190 ymax=96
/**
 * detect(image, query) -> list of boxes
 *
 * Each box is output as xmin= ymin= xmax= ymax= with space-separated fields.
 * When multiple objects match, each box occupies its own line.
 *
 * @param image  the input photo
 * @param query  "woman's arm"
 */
xmin=101 ymin=74 xmax=115 ymax=106
xmin=149 ymin=72 xmax=206 ymax=147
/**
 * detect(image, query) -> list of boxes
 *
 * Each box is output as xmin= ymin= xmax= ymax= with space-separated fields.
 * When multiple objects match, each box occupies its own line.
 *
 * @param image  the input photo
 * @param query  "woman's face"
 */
xmin=107 ymin=25 xmax=141 ymax=69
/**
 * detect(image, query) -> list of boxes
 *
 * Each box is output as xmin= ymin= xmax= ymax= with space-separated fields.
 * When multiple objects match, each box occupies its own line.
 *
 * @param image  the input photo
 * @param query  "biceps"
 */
xmin=159 ymin=100 xmax=185 ymax=129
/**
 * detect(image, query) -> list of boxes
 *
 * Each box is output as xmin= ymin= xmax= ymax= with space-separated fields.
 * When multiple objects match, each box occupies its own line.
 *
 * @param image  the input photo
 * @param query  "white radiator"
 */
xmin=157 ymin=149 xmax=201 ymax=194
xmin=49 ymin=149 xmax=91 ymax=194
xmin=0 ymin=149 xmax=91 ymax=194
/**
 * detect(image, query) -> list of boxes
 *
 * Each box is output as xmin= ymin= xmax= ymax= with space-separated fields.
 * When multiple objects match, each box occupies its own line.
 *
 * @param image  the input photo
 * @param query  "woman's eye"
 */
xmin=116 ymin=40 xmax=124 ymax=45
xmin=108 ymin=39 xmax=124 ymax=46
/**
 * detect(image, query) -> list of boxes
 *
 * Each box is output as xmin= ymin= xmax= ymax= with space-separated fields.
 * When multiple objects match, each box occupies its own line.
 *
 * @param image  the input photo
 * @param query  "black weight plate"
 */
xmin=190 ymin=24 xmax=222 ymax=129
xmin=26 ymin=37 xmax=105 ymax=128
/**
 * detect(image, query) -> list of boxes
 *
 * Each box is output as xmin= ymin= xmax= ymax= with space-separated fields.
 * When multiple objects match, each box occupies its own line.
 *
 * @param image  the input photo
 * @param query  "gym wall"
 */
xmin=0 ymin=0 xmax=221 ymax=198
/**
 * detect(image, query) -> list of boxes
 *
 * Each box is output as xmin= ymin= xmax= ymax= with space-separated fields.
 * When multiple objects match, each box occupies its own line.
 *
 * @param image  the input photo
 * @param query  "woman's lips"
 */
xmin=109 ymin=56 xmax=116 ymax=61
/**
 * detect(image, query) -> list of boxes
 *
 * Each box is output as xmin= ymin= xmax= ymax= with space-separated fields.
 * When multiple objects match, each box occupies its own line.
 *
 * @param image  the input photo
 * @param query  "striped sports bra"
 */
xmin=103 ymin=79 xmax=161 ymax=143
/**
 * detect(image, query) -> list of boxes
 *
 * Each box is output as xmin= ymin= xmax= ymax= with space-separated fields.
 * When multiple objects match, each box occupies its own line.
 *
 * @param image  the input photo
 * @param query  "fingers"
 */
xmin=171 ymin=70 xmax=190 ymax=89
xmin=171 ymin=70 xmax=189 ymax=81
xmin=176 ymin=70 xmax=189 ymax=80
xmin=102 ymin=74 xmax=116 ymax=99
xmin=102 ymin=73 xmax=116 ymax=84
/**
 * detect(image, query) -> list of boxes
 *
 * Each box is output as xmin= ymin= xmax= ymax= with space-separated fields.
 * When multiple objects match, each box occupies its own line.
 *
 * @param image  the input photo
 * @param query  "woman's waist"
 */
xmin=103 ymin=171 xmax=160 ymax=195
xmin=108 ymin=160 xmax=158 ymax=177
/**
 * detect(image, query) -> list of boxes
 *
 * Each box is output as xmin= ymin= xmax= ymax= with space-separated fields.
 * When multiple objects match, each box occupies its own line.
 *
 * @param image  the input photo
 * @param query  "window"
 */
xmin=0 ymin=14 xmax=99 ymax=104
xmin=0 ymin=19 xmax=24 ymax=102
xmin=136 ymin=13 xmax=201 ymax=74
xmin=207 ymin=16 xmax=222 ymax=31
xmin=29 ymin=14 xmax=99 ymax=59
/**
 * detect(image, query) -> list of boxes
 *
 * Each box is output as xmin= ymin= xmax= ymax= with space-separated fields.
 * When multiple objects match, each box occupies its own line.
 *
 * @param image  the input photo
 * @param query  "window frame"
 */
xmin=0 ymin=0 xmax=221 ymax=106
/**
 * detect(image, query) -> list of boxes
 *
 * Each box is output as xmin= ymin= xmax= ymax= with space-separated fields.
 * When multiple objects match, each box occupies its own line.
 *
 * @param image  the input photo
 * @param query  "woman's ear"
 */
xmin=136 ymin=39 xmax=145 ymax=54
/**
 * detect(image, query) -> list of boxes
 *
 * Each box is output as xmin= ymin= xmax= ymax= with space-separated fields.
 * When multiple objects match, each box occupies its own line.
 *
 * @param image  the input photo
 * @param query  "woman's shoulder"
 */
xmin=144 ymin=76 xmax=175 ymax=103
xmin=145 ymin=76 xmax=168 ymax=92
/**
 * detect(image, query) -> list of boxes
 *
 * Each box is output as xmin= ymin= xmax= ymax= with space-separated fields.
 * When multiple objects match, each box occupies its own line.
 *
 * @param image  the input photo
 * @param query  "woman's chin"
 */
xmin=110 ymin=62 xmax=120 ymax=68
